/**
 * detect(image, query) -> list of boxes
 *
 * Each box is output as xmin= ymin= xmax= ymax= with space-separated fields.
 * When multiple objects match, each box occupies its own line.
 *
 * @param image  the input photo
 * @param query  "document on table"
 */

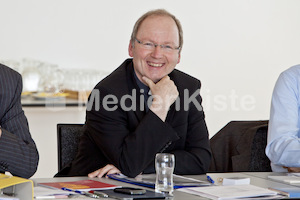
xmin=268 ymin=175 xmax=300 ymax=184
xmin=0 ymin=194 xmax=19 ymax=200
xmin=290 ymin=173 xmax=300 ymax=177
xmin=34 ymin=186 xmax=77 ymax=199
xmin=178 ymin=184 xmax=278 ymax=200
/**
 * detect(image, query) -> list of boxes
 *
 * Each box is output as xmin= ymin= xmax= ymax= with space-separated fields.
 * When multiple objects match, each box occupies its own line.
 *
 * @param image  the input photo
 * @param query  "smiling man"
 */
xmin=58 ymin=9 xmax=211 ymax=178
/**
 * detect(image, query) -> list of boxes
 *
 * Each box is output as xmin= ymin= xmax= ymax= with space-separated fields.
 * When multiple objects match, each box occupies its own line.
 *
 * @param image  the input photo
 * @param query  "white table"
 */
xmin=33 ymin=172 xmax=300 ymax=199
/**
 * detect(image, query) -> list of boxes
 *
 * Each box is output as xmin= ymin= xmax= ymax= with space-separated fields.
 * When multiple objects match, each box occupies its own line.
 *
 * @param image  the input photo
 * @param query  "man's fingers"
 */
xmin=286 ymin=167 xmax=300 ymax=172
xmin=98 ymin=164 xmax=114 ymax=177
xmin=105 ymin=168 xmax=121 ymax=178
xmin=88 ymin=164 xmax=116 ymax=178
xmin=88 ymin=169 xmax=101 ymax=178
xmin=161 ymin=75 xmax=170 ymax=81
xmin=142 ymin=76 xmax=154 ymax=88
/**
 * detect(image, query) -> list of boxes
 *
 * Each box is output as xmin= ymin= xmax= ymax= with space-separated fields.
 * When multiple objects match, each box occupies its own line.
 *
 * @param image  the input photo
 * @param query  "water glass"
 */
xmin=155 ymin=153 xmax=175 ymax=195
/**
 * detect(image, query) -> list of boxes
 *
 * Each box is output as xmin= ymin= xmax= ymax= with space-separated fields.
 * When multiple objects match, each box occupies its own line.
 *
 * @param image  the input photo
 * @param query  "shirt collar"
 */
xmin=133 ymin=69 xmax=150 ymax=94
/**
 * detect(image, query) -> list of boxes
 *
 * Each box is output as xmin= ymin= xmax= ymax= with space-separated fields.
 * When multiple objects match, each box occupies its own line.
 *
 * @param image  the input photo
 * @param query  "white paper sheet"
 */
xmin=178 ymin=184 xmax=278 ymax=200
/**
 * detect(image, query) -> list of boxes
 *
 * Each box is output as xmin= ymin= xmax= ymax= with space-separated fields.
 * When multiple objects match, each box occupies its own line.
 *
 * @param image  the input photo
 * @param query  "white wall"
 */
xmin=1 ymin=0 xmax=300 ymax=136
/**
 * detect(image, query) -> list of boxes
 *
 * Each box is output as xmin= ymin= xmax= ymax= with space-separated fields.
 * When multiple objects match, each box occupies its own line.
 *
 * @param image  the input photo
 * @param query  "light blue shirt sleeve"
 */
xmin=266 ymin=65 xmax=300 ymax=172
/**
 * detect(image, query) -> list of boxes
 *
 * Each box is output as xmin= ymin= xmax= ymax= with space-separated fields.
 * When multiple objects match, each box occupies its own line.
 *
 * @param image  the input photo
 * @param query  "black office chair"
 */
xmin=208 ymin=120 xmax=271 ymax=172
xmin=249 ymin=125 xmax=271 ymax=171
xmin=57 ymin=124 xmax=84 ymax=172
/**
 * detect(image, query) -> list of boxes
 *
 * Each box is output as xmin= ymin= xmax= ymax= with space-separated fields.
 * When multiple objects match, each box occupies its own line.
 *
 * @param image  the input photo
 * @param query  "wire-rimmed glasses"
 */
xmin=135 ymin=38 xmax=180 ymax=52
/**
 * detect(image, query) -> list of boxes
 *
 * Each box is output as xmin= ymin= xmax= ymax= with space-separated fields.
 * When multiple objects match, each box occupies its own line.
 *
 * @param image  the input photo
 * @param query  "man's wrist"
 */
xmin=150 ymin=105 xmax=168 ymax=122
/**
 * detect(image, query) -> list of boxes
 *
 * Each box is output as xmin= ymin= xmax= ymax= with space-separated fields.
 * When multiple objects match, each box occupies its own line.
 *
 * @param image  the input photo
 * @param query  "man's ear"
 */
xmin=177 ymin=53 xmax=181 ymax=64
xmin=128 ymin=40 xmax=134 ymax=57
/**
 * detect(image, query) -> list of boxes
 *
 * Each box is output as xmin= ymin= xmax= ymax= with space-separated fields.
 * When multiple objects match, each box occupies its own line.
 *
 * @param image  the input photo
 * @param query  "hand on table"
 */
xmin=88 ymin=164 xmax=121 ymax=178
xmin=283 ymin=166 xmax=300 ymax=172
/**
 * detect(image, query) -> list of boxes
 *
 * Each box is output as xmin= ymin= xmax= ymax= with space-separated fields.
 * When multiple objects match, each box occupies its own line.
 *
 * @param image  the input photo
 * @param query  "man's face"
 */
xmin=129 ymin=15 xmax=181 ymax=84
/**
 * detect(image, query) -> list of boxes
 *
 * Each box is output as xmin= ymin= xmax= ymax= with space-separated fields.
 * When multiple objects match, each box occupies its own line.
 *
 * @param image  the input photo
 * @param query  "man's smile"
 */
xmin=147 ymin=62 xmax=164 ymax=68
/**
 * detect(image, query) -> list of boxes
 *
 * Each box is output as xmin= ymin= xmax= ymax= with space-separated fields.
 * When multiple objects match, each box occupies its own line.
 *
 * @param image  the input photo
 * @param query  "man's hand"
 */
xmin=142 ymin=76 xmax=179 ymax=121
xmin=284 ymin=166 xmax=300 ymax=172
xmin=88 ymin=164 xmax=121 ymax=178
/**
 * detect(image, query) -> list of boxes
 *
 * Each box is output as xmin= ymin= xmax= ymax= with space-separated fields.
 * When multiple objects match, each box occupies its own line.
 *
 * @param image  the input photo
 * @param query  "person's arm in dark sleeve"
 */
xmin=0 ymin=75 xmax=39 ymax=178
xmin=143 ymin=81 xmax=211 ymax=175
xmin=171 ymin=87 xmax=211 ymax=175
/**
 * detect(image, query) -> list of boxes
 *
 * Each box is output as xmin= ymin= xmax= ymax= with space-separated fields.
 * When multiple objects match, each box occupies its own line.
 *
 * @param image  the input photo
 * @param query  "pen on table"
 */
xmin=89 ymin=190 xmax=109 ymax=198
xmin=207 ymin=175 xmax=215 ymax=184
xmin=61 ymin=187 xmax=100 ymax=199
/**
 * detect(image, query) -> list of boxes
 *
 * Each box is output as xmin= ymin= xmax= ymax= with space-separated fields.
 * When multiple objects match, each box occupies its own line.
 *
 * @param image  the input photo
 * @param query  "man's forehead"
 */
xmin=137 ymin=15 xmax=179 ymax=38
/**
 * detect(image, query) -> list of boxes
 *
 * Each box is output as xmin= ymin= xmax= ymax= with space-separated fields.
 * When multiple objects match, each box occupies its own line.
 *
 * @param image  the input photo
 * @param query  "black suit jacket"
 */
xmin=0 ymin=64 xmax=39 ymax=178
xmin=65 ymin=59 xmax=211 ymax=177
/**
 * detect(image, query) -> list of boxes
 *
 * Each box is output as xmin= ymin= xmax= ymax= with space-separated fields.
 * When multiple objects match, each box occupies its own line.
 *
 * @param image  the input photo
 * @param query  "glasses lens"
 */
xmin=136 ymin=38 xmax=179 ymax=52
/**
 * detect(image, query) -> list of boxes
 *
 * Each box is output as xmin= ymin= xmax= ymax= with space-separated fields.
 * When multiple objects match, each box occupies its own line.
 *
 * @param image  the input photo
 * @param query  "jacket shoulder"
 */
xmin=171 ymin=69 xmax=201 ymax=90
xmin=0 ymin=64 xmax=21 ymax=85
xmin=0 ymin=64 xmax=21 ymax=78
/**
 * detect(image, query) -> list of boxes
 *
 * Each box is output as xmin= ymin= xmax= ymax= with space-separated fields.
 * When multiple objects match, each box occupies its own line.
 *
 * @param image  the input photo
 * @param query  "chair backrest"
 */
xmin=57 ymin=124 xmax=84 ymax=172
xmin=209 ymin=120 xmax=271 ymax=172
xmin=249 ymin=126 xmax=272 ymax=171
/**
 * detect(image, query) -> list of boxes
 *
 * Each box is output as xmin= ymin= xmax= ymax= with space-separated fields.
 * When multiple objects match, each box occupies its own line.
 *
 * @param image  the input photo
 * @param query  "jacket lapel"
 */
xmin=126 ymin=62 xmax=145 ymax=122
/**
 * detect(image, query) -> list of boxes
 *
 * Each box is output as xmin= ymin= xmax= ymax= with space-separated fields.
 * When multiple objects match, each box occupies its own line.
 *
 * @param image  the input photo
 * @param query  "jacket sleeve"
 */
xmin=170 ymin=85 xmax=211 ymax=175
xmin=0 ymin=74 xmax=39 ymax=178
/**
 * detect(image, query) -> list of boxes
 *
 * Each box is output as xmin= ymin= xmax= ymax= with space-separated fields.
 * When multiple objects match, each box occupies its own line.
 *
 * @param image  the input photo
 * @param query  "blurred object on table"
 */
xmin=32 ymin=92 xmax=69 ymax=100
xmin=63 ymin=89 xmax=91 ymax=102
xmin=62 ymin=69 xmax=108 ymax=91
xmin=21 ymin=91 xmax=33 ymax=99
xmin=62 ymin=69 xmax=108 ymax=101
xmin=22 ymin=58 xmax=41 ymax=92
xmin=38 ymin=62 xmax=64 ymax=93
xmin=1 ymin=57 xmax=109 ymax=102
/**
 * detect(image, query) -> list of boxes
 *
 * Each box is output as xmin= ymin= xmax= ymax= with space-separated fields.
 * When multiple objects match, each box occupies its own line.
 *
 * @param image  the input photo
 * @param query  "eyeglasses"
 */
xmin=135 ymin=38 xmax=180 ymax=52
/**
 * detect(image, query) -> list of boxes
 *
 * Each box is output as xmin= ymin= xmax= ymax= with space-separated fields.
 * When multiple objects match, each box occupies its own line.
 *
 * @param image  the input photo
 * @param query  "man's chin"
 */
xmin=151 ymin=78 xmax=162 ymax=84
xmin=144 ymin=73 xmax=167 ymax=83
xmin=148 ymin=75 xmax=165 ymax=83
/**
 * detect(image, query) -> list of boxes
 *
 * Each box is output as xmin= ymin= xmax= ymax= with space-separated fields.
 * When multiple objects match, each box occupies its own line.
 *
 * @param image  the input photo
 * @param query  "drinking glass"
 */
xmin=155 ymin=153 xmax=175 ymax=195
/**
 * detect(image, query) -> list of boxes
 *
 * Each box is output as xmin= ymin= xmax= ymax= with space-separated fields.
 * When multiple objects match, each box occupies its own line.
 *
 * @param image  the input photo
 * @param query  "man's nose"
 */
xmin=151 ymin=45 xmax=164 ymax=57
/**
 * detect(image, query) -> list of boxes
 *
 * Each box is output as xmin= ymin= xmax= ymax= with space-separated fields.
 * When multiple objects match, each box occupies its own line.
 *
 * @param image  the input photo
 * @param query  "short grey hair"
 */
xmin=130 ymin=9 xmax=183 ymax=52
